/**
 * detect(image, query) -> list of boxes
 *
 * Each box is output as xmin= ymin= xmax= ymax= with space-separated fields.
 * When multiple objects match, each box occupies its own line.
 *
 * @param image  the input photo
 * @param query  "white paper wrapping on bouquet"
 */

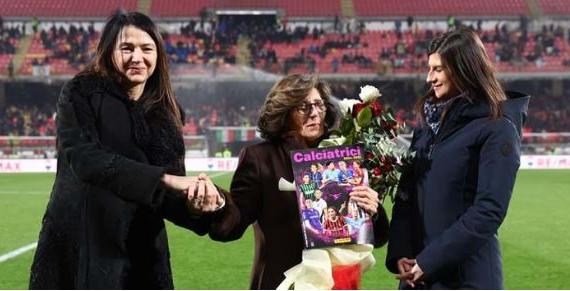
xmin=276 ymin=244 xmax=376 ymax=290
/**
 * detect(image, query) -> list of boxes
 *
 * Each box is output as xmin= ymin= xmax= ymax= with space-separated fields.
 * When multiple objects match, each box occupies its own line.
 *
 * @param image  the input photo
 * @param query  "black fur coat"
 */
xmin=30 ymin=74 xmax=207 ymax=289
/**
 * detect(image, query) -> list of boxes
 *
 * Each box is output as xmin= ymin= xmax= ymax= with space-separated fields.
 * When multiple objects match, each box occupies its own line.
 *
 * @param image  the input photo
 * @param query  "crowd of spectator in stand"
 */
xmin=1 ymin=17 xmax=569 ymax=137
xmin=174 ymin=15 xmax=570 ymax=74
xmin=0 ymin=105 xmax=56 ymax=136
xmin=2 ymin=90 xmax=569 ymax=137
xmin=161 ymin=14 xmax=570 ymax=74
xmin=0 ymin=28 xmax=22 ymax=55
xmin=0 ymin=16 xmax=24 ymax=54
xmin=0 ymin=102 xmax=259 ymax=137
xmin=0 ymin=17 xmax=24 ymax=76
xmin=181 ymin=103 xmax=258 ymax=135
xmin=242 ymin=17 xmax=374 ymax=74
xmin=37 ymin=23 xmax=97 ymax=70
xmin=163 ymin=19 xmax=236 ymax=67
xmin=527 ymin=94 xmax=570 ymax=134
xmin=483 ymin=21 xmax=569 ymax=68
xmin=2 ymin=16 xmax=570 ymax=76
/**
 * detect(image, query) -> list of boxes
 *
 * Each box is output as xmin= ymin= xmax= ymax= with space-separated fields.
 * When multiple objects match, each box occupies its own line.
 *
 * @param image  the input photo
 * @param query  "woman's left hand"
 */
xmin=349 ymin=186 xmax=380 ymax=215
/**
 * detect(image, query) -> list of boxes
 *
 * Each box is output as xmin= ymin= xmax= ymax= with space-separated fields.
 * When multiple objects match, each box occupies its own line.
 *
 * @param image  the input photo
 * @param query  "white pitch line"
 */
xmin=0 ymin=242 xmax=37 ymax=263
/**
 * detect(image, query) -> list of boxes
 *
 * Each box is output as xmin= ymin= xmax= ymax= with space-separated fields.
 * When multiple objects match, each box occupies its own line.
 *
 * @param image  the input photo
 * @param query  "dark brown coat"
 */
xmin=210 ymin=138 xmax=389 ymax=289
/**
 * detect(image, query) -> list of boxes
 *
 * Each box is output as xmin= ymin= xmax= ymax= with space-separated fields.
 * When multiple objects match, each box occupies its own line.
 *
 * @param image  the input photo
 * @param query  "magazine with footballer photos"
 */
xmin=290 ymin=145 xmax=374 ymax=249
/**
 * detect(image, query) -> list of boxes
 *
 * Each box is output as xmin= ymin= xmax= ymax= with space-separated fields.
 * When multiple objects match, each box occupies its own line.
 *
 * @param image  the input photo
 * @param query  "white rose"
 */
xmin=359 ymin=85 xmax=381 ymax=103
xmin=338 ymin=98 xmax=362 ymax=115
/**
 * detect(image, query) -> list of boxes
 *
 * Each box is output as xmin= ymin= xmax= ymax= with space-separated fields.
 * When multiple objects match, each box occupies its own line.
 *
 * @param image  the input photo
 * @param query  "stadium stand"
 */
xmin=0 ymin=105 xmax=56 ymax=136
xmin=0 ymin=0 xmax=568 ymax=76
xmin=352 ymin=0 xmax=529 ymax=17
xmin=538 ymin=0 xmax=570 ymax=16
xmin=1 ymin=0 xmax=539 ymax=18
xmin=150 ymin=0 xmax=208 ymax=17
xmin=3 ymin=86 xmax=569 ymax=137
xmin=150 ymin=0 xmax=341 ymax=17
xmin=10 ymin=22 xmax=570 ymax=76
xmin=20 ymin=25 xmax=98 ymax=75
xmin=1 ymin=0 xmax=569 ymax=158
xmin=1 ymin=0 xmax=569 ymax=19
xmin=0 ymin=25 xmax=23 ymax=75
xmin=0 ymin=0 xmax=137 ymax=17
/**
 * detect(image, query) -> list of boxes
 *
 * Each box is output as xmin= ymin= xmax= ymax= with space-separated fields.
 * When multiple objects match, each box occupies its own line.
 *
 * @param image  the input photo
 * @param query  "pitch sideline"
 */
xmin=0 ymin=242 xmax=38 ymax=263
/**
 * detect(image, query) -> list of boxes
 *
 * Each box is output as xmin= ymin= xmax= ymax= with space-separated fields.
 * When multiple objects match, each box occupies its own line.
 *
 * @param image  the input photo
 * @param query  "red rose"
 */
xmin=390 ymin=120 xmax=398 ymax=131
xmin=381 ymin=120 xmax=395 ymax=131
xmin=373 ymin=167 xmax=382 ymax=176
xmin=352 ymin=102 xmax=366 ymax=118
xmin=370 ymin=100 xmax=383 ymax=117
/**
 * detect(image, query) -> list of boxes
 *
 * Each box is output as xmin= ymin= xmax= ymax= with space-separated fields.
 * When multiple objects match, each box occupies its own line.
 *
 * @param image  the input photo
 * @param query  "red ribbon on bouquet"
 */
xmin=332 ymin=264 xmax=362 ymax=290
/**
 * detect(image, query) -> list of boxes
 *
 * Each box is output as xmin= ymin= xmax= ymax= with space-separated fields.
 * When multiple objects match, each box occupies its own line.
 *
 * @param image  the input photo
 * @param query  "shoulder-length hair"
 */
xmin=258 ymin=74 xmax=339 ymax=141
xmin=82 ymin=11 xmax=181 ymax=127
xmin=415 ymin=27 xmax=506 ymax=121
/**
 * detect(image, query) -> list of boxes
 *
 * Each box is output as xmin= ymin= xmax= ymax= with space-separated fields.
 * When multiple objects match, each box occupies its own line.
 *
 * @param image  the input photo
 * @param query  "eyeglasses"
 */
xmin=296 ymin=100 xmax=326 ymax=115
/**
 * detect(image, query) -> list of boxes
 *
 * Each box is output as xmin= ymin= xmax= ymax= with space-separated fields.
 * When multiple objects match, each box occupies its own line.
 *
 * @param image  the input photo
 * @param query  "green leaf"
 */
xmin=345 ymin=130 xmax=356 ymax=145
xmin=318 ymin=136 xmax=347 ymax=147
xmin=328 ymin=129 xmax=342 ymax=137
xmin=357 ymin=107 xmax=372 ymax=128
xmin=340 ymin=116 xmax=354 ymax=135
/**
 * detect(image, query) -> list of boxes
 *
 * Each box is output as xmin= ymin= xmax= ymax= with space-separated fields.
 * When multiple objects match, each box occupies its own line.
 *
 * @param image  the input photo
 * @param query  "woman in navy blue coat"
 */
xmin=385 ymin=28 xmax=529 ymax=289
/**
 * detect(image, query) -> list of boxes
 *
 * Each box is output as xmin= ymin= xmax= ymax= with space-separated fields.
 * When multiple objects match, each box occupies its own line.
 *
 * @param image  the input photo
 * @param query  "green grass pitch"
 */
xmin=0 ymin=170 xmax=569 ymax=289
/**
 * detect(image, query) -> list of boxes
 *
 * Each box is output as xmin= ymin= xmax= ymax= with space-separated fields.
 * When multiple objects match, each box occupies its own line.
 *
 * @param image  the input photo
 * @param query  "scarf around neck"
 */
xmin=423 ymin=95 xmax=460 ymax=134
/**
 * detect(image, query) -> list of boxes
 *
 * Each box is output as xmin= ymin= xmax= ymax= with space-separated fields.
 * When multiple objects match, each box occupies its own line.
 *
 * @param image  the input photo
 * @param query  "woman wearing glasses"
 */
xmin=206 ymin=74 xmax=389 ymax=289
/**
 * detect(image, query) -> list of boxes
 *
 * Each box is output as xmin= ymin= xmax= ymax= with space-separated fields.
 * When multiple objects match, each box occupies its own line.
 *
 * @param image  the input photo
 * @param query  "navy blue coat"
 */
xmin=386 ymin=92 xmax=529 ymax=289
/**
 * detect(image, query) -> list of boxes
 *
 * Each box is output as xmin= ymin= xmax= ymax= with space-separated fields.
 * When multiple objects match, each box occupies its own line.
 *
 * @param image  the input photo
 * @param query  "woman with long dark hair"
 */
xmin=386 ymin=27 xmax=530 ymax=289
xmin=30 ymin=12 xmax=222 ymax=289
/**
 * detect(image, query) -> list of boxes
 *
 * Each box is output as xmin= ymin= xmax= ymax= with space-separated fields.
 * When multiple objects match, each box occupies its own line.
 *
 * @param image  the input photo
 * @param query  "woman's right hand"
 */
xmin=349 ymin=186 xmax=380 ymax=215
xmin=161 ymin=174 xmax=199 ymax=191
xmin=395 ymin=257 xmax=416 ymax=287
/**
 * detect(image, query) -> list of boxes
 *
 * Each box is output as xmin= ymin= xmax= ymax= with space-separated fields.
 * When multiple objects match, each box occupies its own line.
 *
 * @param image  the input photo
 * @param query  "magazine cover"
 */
xmin=290 ymin=145 xmax=374 ymax=249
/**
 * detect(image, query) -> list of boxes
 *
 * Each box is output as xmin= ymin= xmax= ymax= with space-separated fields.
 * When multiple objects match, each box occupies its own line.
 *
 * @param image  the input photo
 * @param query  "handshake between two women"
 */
xmin=161 ymin=173 xmax=225 ymax=214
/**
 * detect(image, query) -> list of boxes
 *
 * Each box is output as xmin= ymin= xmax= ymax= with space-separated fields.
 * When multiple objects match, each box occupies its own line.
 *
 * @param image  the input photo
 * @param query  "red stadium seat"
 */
xmin=539 ymin=0 xmax=570 ymax=16
xmin=0 ymin=0 xmax=137 ymax=17
xmin=150 ymin=0 xmax=340 ymax=17
xmin=352 ymin=0 xmax=529 ymax=17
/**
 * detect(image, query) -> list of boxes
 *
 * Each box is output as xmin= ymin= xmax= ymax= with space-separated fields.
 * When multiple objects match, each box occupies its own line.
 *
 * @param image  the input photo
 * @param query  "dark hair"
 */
xmin=415 ymin=27 xmax=506 ymax=121
xmin=258 ymin=74 xmax=339 ymax=141
xmin=328 ymin=206 xmax=339 ymax=215
xmin=83 ymin=11 xmax=181 ymax=128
